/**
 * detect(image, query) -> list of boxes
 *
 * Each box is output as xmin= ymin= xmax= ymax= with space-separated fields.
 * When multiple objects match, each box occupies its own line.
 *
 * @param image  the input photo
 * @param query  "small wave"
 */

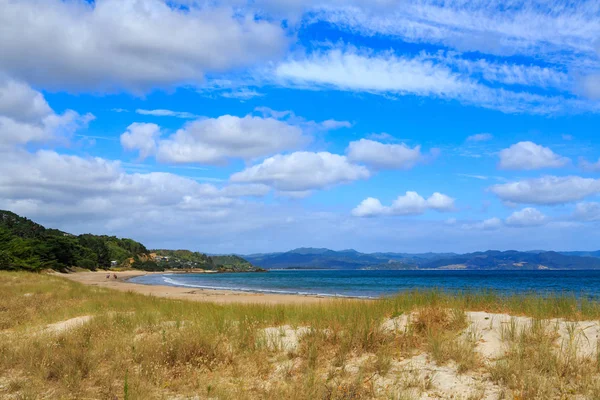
xmin=160 ymin=276 xmax=374 ymax=299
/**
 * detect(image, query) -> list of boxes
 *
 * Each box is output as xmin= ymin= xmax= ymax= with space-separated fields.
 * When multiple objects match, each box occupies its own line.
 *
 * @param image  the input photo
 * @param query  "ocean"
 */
xmin=128 ymin=269 xmax=600 ymax=299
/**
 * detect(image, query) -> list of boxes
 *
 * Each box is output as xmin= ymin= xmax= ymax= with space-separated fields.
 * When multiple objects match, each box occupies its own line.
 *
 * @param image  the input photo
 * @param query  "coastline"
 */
xmin=54 ymin=270 xmax=340 ymax=305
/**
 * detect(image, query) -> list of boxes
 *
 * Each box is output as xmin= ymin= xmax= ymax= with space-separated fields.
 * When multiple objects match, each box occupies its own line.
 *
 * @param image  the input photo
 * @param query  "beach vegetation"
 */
xmin=2 ymin=271 xmax=600 ymax=399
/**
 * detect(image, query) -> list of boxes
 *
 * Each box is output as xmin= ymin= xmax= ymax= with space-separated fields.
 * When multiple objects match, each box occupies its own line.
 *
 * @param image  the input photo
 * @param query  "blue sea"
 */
xmin=128 ymin=270 xmax=600 ymax=299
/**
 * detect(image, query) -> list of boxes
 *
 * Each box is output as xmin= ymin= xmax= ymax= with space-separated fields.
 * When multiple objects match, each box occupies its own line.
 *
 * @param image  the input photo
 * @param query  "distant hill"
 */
xmin=419 ymin=250 xmax=600 ymax=270
xmin=152 ymin=250 xmax=261 ymax=272
xmin=560 ymin=251 xmax=600 ymax=258
xmin=244 ymin=247 xmax=600 ymax=270
xmin=0 ymin=210 xmax=259 ymax=273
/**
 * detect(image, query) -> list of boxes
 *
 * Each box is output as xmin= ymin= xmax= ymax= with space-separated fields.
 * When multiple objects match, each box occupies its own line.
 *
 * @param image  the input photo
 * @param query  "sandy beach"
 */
xmin=55 ymin=270 xmax=336 ymax=304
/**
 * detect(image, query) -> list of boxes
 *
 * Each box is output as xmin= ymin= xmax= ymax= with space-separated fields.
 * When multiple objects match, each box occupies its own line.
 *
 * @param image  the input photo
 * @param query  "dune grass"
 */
xmin=1 ymin=271 xmax=600 ymax=399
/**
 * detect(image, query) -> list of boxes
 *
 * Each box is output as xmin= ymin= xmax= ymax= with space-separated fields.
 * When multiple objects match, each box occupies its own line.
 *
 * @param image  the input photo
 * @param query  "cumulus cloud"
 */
xmin=0 ymin=78 xmax=93 ymax=147
xmin=0 ymin=79 xmax=52 ymax=123
xmin=490 ymin=176 xmax=600 ymax=205
xmin=346 ymin=139 xmax=435 ymax=169
xmin=120 ymin=114 xmax=308 ymax=165
xmin=0 ymin=0 xmax=288 ymax=92
xmin=120 ymin=123 xmax=162 ymax=160
xmin=352 ymin=191 xmax=455 ymax=217
xmin=498 ymin=141 xmax=570 ymax=170
xmin=0 ymin=148 xmax=272 ymax=230
xmin=230 ymin=151 xmax=370 ymax=192
xmin=505 ymin=208 xmax=548 ymax=227
xmin=466 ymin=133 xmax=493 ymax=142
xmin=121 ymin=108 xmax=355 ymax=165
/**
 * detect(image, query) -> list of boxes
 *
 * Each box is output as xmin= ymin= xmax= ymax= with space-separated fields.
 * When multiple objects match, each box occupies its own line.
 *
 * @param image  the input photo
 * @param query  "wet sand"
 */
xmin=55 ymin=270 xmax=337 ymax=305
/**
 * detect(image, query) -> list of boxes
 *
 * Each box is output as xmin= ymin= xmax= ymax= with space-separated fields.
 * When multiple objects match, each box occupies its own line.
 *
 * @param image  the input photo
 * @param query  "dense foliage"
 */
xmin=153 ymin=249 xmax=262 ymax=272
xmin=0 ymin=210 xmax=259 ymax=272
xmin=0 ymin=210 xmax=149 ymax=272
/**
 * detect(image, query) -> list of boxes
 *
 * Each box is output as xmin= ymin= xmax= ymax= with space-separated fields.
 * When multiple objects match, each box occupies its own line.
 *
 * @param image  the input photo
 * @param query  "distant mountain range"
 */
xmin=244 ymin=247 xmax=600 ymax=270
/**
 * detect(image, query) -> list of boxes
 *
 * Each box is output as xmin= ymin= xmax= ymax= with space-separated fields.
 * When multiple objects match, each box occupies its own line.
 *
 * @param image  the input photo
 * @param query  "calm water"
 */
xmin=128 ymin=270 xmax=600 ymax=299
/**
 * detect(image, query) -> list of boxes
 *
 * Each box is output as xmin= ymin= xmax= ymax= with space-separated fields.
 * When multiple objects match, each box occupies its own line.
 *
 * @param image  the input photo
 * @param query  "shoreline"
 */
xmin=54 ymin=270 xmax=342 ymax=305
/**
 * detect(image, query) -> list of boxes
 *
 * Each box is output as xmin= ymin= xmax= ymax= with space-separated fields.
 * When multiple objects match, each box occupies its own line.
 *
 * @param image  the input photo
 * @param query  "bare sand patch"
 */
xmin=263 ymin=325 xmax=312 ymax=352
xmin=44 ymin=316 xmax=93 ymax=334
xmin=465 ymin=311 xmax=600 ymax=360
xmin=386 ymin=354 xmax=502 ymax=400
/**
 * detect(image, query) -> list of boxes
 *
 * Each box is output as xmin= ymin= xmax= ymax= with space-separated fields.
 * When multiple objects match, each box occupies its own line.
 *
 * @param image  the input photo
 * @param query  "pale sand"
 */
xmin=265 ymin=312 xmax=600 ymax=399
xmin=54 ymin=270 xmax=336 ymax=305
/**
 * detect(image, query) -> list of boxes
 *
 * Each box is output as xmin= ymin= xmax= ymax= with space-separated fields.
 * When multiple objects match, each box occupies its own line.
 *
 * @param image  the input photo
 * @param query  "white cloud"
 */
xmin=0 ymin=79 xmax=52 ymax=123
xmin=573 ymin=202 xmax=600 ymax=221
xmin=505 ymin=208 xmax=548 ymax=227
xmin=120 ymin=123 xmax=161 ymax=160
xmin=351 ymin=197 xmax=387 ymax=217
xmin=346 ymin=139 xmax=434 ymax=169
xmin=490 ymin=176 xmax=600 ymax=205
xmin=231 ymin=151 xmax=370 ymax=192
xmin=122 ymin=110 xmax=352 ymax=166
xmin=449 ymin=58 xmax=571 ymax=89
xmin=426 ymin=192 xmax=456 ymax=212
xmin=0 ymin=0 xmax=288 ymax=92
xmin=498 ymin=141 xmax=570 ymax=170
xmin=272 ymin=47 xmax=596 ymax=115
xmin=307 ymin=1 xmax=600 ymax=64
xmin=155 ymin=115 xmax=307 ymax=165
xmin=275 ymin=48 xmax=469 ymax=97
xmin=136 ymin=109 xmax=198 ymax=119
xmin=0 ymin=147 xmax=273 ymax=233
xmin=466 ymin=133 xmax=493 ymax=142
xmin=352 ymin=191 xmax=455 ymax=217
xmin=0 ymin=78 xmax=93 ymax=147
xmin=220 ymin=184 xmax=271 ymax=197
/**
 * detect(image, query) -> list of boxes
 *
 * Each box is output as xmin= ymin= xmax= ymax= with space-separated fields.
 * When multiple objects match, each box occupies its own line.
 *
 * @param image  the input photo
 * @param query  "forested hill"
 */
xmin=0 ymin=211 xmax=259 ymax=273
xmin=0 ymin=210 xmax=151 ymax=271
xmin=152 ymin=250 xmax=260 ymax=272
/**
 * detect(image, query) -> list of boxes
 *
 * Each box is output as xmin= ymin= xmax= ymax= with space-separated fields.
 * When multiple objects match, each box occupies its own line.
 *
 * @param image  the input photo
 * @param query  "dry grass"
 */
xmin=490 ymin=318 xmax=600 ymax=399
xmin=1 ymin=271 xmax=600 ymax=399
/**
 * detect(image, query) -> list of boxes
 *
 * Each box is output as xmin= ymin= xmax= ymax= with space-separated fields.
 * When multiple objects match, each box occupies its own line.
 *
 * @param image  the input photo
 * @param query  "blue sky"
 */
xmin=1 ymin=0 xmax=600 ymax=253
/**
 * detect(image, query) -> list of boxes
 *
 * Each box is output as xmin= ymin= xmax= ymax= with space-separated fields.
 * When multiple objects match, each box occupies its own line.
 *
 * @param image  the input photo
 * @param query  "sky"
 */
xmin=1 ymin=0 xmax=600 ymax=254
